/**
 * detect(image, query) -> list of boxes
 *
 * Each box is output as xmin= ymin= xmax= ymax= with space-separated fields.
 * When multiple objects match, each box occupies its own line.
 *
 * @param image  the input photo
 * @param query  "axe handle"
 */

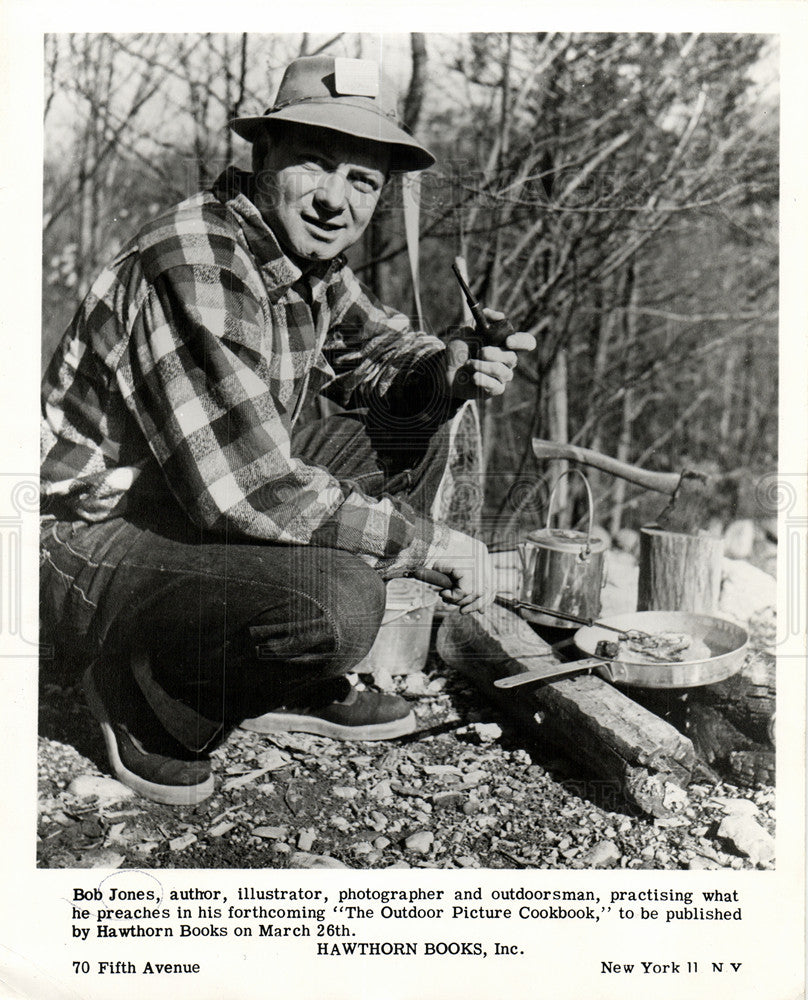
xmin=532 ymin=439 xmax=681 ymax=496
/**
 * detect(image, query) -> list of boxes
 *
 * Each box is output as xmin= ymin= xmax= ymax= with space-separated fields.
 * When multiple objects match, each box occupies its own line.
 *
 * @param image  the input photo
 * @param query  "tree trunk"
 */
xmin=436 ymin=604 xmax=695 ymax=817
xmin=583 ymin=279 xmax=614 ymax=506
xmin=609 ymin=263 xmax=639 ymax=535
xmin=545 ymin=347 xmax=569 ymax=525
xmin=403 ymin=34 xmax=428 ymax=131
xmin=637 ymin=527 xmax=724 ymax=613
xmin=718 ymin=342 xmax=738 ymax=450
xmin=609 ymin=388 xmax=634 ymax=536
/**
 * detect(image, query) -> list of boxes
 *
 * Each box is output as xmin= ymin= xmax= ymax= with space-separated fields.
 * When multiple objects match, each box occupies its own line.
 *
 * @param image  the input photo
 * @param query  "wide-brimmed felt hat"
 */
xmin=229 ymin=55 xmax=435 ymax=173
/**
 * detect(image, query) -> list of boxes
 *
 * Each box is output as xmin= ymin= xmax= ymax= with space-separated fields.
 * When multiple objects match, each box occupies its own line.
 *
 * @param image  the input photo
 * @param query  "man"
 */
xmin=40 ymin=55 xmax=535 ymax=805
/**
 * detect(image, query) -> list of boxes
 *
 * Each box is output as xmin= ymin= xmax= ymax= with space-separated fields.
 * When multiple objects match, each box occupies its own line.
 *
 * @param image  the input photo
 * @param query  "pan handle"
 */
xmin=590 ymin=658 xmax=629 ymax=684
xmin=554 ymin=656 xmax=627 ymax=685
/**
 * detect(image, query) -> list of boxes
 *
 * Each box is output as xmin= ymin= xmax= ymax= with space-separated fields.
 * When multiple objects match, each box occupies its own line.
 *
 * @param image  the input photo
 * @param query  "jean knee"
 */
xmin=327 ymin=559 xmax=387 ymax=670
xmin=239 ymin=554 xmax=386 ymax=677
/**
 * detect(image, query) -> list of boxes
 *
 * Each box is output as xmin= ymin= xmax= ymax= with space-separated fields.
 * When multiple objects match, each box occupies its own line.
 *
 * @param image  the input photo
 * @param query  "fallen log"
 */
xmin=436 ymin=604 xmax=695 ymax=818
xmin=684 ymin=610 xmax=776 ymax=788
xmin=694 ymin=649 xmax=776 ymax=746
xmin=685 ymin=701 xmax=775 ymax=788
xmin=727 ymin=748 xmax=775 ymax=788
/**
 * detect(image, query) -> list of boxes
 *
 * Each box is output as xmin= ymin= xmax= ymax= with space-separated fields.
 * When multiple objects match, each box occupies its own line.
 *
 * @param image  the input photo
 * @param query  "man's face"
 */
xmin=253 ymin=125 xmax=389 ymax=264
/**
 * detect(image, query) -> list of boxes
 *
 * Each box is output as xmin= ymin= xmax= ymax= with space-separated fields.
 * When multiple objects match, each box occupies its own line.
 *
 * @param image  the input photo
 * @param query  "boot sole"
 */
xmin=83 ymin=668 xmax=215 ymax=806
xmin=240 ymin=710 xmax=417 ymax=741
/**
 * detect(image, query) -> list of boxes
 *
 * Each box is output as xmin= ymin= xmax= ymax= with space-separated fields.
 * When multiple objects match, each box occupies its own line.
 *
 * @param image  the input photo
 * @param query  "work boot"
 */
xmin=240 ymin=676 xmax=415 ymax=741
xmin=83 ymin=661 xmax=215 ymax=806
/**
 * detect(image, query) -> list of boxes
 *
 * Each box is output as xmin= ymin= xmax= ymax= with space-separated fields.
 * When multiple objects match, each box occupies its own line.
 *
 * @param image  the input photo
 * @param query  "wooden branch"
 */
xmin=45 ymin=41 xmax=182 ymax=233
xmin=625 ymin=307 xmax=777 ymax=324
xmin=233 ymin=33 xmax=249 ymax=119
xmin=634 ymin=390 xmax=711 ymax=468
xmin=307 ymin=33 xmax=345 ymax=58
xmin=436 ymin=605 xmax=695 ymax=817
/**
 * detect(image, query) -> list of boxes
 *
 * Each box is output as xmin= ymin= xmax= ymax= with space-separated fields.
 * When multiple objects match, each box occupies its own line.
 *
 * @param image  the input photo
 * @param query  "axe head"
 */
xmin=654 ymin=470 xmax=712 ymax=533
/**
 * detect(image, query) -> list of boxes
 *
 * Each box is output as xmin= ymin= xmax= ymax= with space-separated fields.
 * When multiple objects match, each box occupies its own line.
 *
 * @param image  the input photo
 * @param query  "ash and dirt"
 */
xmin=37 ymin=647 xmax=774 ymax=873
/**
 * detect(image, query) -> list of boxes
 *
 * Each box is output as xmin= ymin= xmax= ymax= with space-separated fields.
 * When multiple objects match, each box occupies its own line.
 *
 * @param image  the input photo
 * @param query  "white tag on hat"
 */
xmin=334 ymin=58 xmax=380 ymax=98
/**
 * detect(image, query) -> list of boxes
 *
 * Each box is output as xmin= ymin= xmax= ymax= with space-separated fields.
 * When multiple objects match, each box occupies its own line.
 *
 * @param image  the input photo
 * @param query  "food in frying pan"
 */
xmin=595 ymin=640 xmax=620 ymax=659
xmin=596 ymin=631 xmax=712 ymax=663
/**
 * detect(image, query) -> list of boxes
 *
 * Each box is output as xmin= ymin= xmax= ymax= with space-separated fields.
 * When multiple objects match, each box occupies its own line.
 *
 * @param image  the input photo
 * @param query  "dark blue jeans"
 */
xmin=40 ymin=410 xmax=451 ymax=752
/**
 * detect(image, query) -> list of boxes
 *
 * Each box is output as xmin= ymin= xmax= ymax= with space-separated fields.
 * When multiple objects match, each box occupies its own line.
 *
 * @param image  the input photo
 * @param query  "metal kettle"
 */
xmin=518 ymin=470 xmax=607 ymax=627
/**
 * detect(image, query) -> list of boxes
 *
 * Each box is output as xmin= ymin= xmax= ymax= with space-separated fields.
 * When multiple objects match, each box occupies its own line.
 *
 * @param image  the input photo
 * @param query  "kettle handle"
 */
xmin=546 ymin=468 xmax=596 ymax=558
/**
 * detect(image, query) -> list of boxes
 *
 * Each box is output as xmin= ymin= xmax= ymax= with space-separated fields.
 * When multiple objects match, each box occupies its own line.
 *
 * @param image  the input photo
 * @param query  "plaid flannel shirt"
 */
xmin=41 ymin=168 xmax=452 ymax=571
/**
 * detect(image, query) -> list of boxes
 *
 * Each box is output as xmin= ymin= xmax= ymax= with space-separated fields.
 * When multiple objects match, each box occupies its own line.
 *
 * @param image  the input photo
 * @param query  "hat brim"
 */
xmin=230 ymin=102 xmax=435 ymax=173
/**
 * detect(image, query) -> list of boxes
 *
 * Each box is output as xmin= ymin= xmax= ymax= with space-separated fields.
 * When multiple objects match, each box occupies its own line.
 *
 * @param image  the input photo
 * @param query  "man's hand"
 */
xmin=445 ymin=308 xmax=537 ymax=402
xmin=427 ymin=528 xmax=497 ymax=615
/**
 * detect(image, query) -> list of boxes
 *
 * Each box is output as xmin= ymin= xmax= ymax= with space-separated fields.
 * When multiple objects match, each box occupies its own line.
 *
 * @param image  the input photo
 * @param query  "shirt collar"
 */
xmin=211 ymin=167 xmax=341 ymax=295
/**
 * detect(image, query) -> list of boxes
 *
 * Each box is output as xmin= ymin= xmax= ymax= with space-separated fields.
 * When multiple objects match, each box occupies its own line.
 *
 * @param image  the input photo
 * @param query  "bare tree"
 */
xmin=43 ymin=32 xmax=778 ymax=538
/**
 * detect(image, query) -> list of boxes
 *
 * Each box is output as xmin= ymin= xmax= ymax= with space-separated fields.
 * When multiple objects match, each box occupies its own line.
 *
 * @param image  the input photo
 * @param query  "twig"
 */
xmin=283 ymin=783 xmax=300 ymax=816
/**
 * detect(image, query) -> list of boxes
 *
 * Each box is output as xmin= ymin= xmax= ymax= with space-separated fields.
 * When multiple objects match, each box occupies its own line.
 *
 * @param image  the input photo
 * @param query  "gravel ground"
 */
xmin=37 ymin=649 xmax=775 ymax=872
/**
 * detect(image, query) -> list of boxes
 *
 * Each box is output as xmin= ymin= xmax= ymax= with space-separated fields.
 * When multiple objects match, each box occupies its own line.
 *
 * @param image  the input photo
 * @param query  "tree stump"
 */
xmin=638 ymin=526 xmax=724 ymax=613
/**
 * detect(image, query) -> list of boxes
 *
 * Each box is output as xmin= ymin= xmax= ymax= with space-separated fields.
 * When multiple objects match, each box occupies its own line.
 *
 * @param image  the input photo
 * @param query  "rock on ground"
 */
xmin=37 ymin=632 xmax=776 ymax=872
xmin=601 ymin=549 xmax=639 ymax=616
xmin=580 ymin=841 xmax=621 ymax=868
xmin=723 ymin=520 xmax=755 ymax=560
xmin=290 ymin=853 xmax=349 ymax=869
xmin=67 ymin=775 xmax=135 ymax=802
xmin=404 ymin=831 xmax=434 ymax=854
xmin=717 ymin=814 xmax=775 ymax=866
xmin=719 ymin=559 xmax=776 ymax=625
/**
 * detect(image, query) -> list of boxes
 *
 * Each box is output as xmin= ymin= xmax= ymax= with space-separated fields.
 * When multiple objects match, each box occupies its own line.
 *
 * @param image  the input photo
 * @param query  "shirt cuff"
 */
xmin=376 ymin=515 xmax=452 ymax=578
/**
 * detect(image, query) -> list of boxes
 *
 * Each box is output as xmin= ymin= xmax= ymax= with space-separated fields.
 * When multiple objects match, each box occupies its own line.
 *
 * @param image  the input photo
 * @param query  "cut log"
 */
xmin=436 ymin=604 xmax=695 ymax=817
xmin=686 ymin=702 xmax=754 ymax=763
xmin=638 ymin=526 xmax=724 ymax=614
xmin=684 ymin=610 xmax=776 ymax=788
xmin=727 ymin=749 xmax=775 ymax=788
xmin=694 ymin=649 xmax=775 ymax=746
xmin=685 ymin=702 xmax=775 ymax=788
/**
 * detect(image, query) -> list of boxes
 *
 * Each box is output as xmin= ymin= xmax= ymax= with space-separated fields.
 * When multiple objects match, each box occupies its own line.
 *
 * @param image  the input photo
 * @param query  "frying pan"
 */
xmin=573 ymin=610 xmax=748 ymax=689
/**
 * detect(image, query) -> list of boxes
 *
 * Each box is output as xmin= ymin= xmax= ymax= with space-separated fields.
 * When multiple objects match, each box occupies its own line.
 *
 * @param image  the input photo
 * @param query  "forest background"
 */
xmin=41 ymin=32 xmax=779 ymax=544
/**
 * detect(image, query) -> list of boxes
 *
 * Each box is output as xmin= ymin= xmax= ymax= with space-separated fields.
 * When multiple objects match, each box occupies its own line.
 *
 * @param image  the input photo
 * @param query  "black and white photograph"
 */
xmin=36 ymin=28 xmax=781 ymax=871
xmin=1 ymin=8 xmax=805 ymax=1000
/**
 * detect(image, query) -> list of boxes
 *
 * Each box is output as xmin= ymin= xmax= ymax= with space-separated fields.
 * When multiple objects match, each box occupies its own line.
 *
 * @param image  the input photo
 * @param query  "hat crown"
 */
xmin=271 ymin=56 xmax=399 ymax=121
xmin=229 ymin=54 xmax=435 ymax=172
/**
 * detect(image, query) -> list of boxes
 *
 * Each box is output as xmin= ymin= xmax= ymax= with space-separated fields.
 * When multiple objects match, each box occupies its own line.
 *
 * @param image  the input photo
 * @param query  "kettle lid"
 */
xmin=525 ymin=527 xmax=608 ymax=554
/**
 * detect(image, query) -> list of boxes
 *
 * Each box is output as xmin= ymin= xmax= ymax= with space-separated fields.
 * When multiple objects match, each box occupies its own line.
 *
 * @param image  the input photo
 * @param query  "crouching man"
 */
xmin=40 ymin=56 xmax=535 ymax=805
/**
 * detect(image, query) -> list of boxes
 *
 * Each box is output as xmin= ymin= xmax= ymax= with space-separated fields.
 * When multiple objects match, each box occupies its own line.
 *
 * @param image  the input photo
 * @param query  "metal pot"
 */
xmin=518 ymin=470 xmax=606 ymax=627
xmin=573 ymin=610 xmax=748 ymax=689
